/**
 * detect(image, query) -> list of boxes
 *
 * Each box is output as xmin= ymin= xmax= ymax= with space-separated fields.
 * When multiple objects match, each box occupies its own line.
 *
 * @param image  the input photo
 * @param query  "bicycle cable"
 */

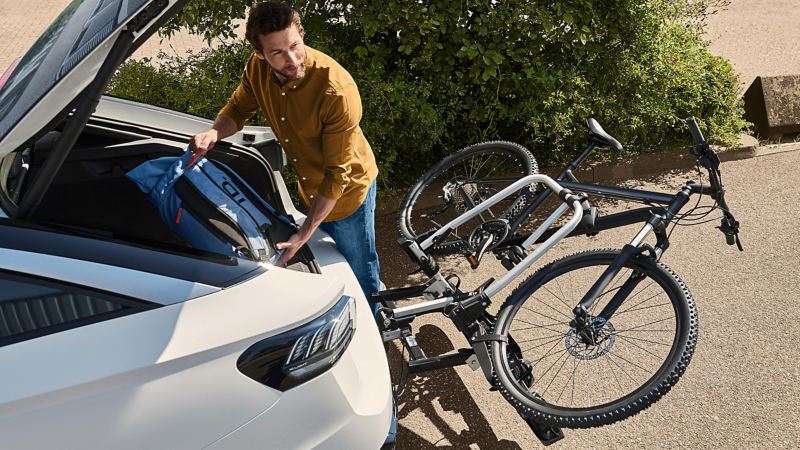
xmin=661 ymin=162 xmax=711 ymax=256
xmin=392 ymin=342 xmax=409 ymax=399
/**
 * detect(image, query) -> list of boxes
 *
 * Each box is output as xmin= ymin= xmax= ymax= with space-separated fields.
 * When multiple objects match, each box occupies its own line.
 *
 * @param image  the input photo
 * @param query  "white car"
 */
xmin=0 ymin=0 xmax=394 ymax=448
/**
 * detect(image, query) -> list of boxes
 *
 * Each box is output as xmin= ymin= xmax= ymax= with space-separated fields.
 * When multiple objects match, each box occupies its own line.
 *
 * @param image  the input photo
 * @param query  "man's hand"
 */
xmin=275 ymin=195 xmax=336 ymax=267
xmin=276 ymin=232 xmax=310 ymax=266
xmin=189 ymin=129 xmax=219 ymax=157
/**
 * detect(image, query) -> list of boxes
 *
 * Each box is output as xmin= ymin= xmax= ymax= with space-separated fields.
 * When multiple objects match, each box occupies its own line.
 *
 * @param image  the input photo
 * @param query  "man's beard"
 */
xmin=275 ymin=63 xmax=306 ymax=82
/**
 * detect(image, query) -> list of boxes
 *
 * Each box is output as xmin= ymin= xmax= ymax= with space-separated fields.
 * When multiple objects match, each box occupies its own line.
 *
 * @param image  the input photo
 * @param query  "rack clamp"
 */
xmin=523 ymin=416 xmax=565 ymax=446
xmin=399 ymin=238 xmax=439 ymax=278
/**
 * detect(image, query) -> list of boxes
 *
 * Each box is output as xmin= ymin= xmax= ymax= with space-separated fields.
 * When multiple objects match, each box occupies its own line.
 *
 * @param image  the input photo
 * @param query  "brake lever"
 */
xmin=718 ymin=216 xmax=743 ymax=251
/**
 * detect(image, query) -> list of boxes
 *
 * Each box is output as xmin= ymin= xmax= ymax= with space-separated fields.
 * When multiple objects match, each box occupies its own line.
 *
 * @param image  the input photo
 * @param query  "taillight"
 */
xmin=236 ymin=295 xmax=357 ymax=390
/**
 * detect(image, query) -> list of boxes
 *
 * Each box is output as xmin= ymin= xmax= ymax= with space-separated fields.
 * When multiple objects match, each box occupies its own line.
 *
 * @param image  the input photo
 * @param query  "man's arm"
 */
xmin=276 ymin=194 xmax=336 ymax=266
xmin=190 ymin=55 xmax=260 ymax=156
xmin=189 ymin=114 xmax=239 ymax=157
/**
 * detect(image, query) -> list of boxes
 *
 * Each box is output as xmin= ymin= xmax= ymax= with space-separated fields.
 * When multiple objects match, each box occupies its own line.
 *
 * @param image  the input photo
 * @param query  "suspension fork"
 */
xmin=572 ymin=186 xmax=693 ymax=324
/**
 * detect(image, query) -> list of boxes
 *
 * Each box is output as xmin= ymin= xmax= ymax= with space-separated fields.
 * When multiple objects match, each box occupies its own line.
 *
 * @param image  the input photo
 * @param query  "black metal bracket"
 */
xmin=524 ymin=416 xmax=565 ymax=446
xmin=408 ymin=348 xmax=477 ymax=374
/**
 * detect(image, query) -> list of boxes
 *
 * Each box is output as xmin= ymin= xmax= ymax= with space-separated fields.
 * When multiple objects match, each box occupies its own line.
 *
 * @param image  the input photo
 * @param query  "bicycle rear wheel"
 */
xmin=397 ymin=141 xmax=537 ymax=254
xmin=491 ymin=249 xmax=698 ymax=428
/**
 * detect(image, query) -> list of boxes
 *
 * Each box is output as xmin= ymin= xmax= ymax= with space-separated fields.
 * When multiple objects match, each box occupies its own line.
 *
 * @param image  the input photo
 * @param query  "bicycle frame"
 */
xmin=502 ymin=180 xmax=676 ymax=249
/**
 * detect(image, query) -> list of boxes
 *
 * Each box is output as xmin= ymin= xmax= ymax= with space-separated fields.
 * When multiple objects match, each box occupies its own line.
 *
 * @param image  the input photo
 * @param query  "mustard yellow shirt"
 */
xmin=218 ymin=46 xmax=378 ymax=221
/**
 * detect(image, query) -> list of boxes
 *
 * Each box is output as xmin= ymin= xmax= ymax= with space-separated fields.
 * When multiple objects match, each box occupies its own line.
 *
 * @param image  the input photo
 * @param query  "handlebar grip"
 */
xmin=685 ymin=117 xmax=706 ymax=146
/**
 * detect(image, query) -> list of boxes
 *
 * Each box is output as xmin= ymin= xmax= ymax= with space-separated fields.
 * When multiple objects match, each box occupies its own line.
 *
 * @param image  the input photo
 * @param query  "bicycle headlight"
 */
xmin=236 ymin=295 xmax=356 ymax=391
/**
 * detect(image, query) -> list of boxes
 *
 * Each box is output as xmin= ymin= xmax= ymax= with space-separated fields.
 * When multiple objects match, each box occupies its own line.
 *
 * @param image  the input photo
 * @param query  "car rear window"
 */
xmin=0 ymin=270 xmax=158 ymax=347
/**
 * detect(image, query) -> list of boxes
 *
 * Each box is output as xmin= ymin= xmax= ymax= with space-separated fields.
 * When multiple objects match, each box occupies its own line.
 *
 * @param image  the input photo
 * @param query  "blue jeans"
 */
xmin=319 ymin=181 xmax=382 ymax=313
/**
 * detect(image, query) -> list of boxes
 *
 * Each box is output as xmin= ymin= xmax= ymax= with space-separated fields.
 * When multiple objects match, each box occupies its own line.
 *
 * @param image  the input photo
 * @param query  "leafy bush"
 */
xmin=110 ymin=0 xmax=747 ymax=190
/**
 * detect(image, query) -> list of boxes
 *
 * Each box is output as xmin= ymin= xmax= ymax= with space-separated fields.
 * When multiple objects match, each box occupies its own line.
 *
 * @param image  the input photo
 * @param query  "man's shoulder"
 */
xmin=241 ymin=52 xmax=270 ymax=85
xmin=306 ymin=46 xmax=355 ymax=91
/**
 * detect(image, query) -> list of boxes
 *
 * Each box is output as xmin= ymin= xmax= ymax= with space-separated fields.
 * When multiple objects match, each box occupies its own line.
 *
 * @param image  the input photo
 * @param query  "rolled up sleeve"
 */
xmin=217 ymin=58 xmax=259 ymax=130
xmin=318 ymin=84 xmax=362 ymax=201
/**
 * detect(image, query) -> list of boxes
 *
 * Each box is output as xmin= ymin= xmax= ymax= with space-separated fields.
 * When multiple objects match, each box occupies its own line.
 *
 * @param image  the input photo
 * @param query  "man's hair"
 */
xmin=245 ymin=2 xmax=304 ymax=52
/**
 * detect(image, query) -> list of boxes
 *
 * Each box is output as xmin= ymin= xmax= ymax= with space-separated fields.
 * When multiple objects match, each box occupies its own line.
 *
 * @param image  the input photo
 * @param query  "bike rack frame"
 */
xmin=374 ymin=173 xmax=584 ymax=446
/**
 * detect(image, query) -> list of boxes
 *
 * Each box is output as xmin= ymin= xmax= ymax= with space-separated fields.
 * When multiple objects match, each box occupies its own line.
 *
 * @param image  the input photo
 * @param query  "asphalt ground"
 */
xmin=3 ymin=1 xmax=800 ymax=448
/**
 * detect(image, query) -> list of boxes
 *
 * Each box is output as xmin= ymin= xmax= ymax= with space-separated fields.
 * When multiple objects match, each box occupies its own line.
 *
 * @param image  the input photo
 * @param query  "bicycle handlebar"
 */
xmin=686 ymin=117 xmax=706 ymax=148
xmin=684 ymin=117 xmax=743 ymax=251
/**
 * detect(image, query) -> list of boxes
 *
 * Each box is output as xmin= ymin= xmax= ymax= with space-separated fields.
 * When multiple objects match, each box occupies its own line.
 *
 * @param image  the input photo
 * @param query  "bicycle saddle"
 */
xmin=587 ymin=118 xmax=623 ymax=152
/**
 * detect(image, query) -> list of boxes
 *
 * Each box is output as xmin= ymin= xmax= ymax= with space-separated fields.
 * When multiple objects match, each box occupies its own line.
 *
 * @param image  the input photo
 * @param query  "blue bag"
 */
xmin=126 ymin=151 xmax=296 ymax=263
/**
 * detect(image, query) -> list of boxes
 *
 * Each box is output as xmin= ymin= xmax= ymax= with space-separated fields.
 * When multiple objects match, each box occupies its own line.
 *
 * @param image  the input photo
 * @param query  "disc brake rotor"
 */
xmin=564 ymin=317 xmax=616 ymax=361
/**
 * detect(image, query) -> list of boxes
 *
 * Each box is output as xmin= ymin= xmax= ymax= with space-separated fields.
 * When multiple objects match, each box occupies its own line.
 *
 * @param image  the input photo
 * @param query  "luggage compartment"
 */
xmin=18 ymin=124 xmax=316 ymax=271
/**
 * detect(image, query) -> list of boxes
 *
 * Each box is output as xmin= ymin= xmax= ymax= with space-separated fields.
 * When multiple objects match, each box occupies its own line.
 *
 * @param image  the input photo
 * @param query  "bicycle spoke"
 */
xmin=607 ymin=351 xmax=652 ymax=375
xmin=511 ymin=320 xmax=570 ymax=332
xmin=521 ymin=334 xmax=567 ymax=352
xmin=616 ymin=284 xmax=666 ymax=315
xmin=605 ymin=352 xmax=640 ymax=384
xmin=534 ymin=288 xmax=575 ymax=320
xmin=551 ymin=276 xmax=576 ymax=313
xmin=511 ymin=321 xmax=569 ymax=338
xmin=615 ymin=334 xmax=673 ymax=347
xmin=614 ymin=301 xmax=672 ymax=316
xmin=614 ymin=328 xmax=672 ymax=333
xmin=555 ymin=354 xmax=580 ymax=404
xmin=620 ymin=316 xmax=675 ymax=332
xmin=513 ymin=333 xmax=566 ymax=344
xmin=520 ymin=301 xmax=571 ymax=324
xmin=605 ymin=354 xmax=625 ymax=396
xmin=615 ymin=335 xmax=667 ymax=359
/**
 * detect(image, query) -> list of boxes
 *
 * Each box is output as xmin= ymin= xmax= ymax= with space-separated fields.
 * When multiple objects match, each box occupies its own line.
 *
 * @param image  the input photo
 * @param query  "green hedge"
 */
xmin=109 ymin=0 xmax=747 ymax=191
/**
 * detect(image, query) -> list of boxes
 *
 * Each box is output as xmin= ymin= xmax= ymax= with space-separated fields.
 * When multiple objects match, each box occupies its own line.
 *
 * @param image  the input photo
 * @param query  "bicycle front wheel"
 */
xmin=397 ymin=141 xmax=537 ymax=254
xmin=491 ymin=249 xmax=698 ymax=428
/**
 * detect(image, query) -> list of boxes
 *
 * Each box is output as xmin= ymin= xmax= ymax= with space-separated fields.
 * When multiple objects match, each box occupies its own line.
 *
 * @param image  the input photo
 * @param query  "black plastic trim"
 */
xmin=0 ymin=269 xmax=160 ymax=347
xmin=0 ymin=219 xmax=265 ymax=288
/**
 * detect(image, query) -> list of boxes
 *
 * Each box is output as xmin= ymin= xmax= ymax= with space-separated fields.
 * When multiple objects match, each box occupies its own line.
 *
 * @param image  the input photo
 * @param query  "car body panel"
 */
xmin=0 ymin=265 xmax=391 ymax=449
xmin=0 ymin=247 xmax=220 ymax=304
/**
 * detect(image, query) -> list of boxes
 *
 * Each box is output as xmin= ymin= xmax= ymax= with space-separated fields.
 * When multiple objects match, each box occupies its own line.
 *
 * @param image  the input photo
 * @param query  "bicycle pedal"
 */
xmin=466 ymin=253 xmax=479 ymax=269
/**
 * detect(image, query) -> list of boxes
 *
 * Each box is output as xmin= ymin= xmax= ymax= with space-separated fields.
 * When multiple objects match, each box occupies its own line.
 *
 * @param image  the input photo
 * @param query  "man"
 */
xmin=190 ymin=2 xmax=381 ymax=310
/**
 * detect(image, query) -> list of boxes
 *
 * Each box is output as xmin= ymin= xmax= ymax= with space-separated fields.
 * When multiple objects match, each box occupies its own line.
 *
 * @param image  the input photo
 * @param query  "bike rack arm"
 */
xmin=484 ymin=196 xmax=583 ymax=298
xmin=419 ymin=174 xmax=581 ymax=251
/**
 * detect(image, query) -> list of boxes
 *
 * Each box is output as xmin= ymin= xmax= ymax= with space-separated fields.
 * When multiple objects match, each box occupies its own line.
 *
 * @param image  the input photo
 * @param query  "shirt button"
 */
xmin=281 ymin=117 xmax=285 ymax=121
xmin=309 ymin=195 xmax=314 ymax=199
xmin=284 ymin=139 xmax=289 ymax=143
xmin=281 ymin=92 xmax=286 ymax=96
xmin=302 ymin=176 xmax=307 ymax=180
xmin=292 ymin=158 xmax=297 ymax=162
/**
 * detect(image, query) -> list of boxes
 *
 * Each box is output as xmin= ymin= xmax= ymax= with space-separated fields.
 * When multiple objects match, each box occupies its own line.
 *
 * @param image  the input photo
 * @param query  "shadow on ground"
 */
xmin=390 ymin=325 xmax=522 ymax=450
